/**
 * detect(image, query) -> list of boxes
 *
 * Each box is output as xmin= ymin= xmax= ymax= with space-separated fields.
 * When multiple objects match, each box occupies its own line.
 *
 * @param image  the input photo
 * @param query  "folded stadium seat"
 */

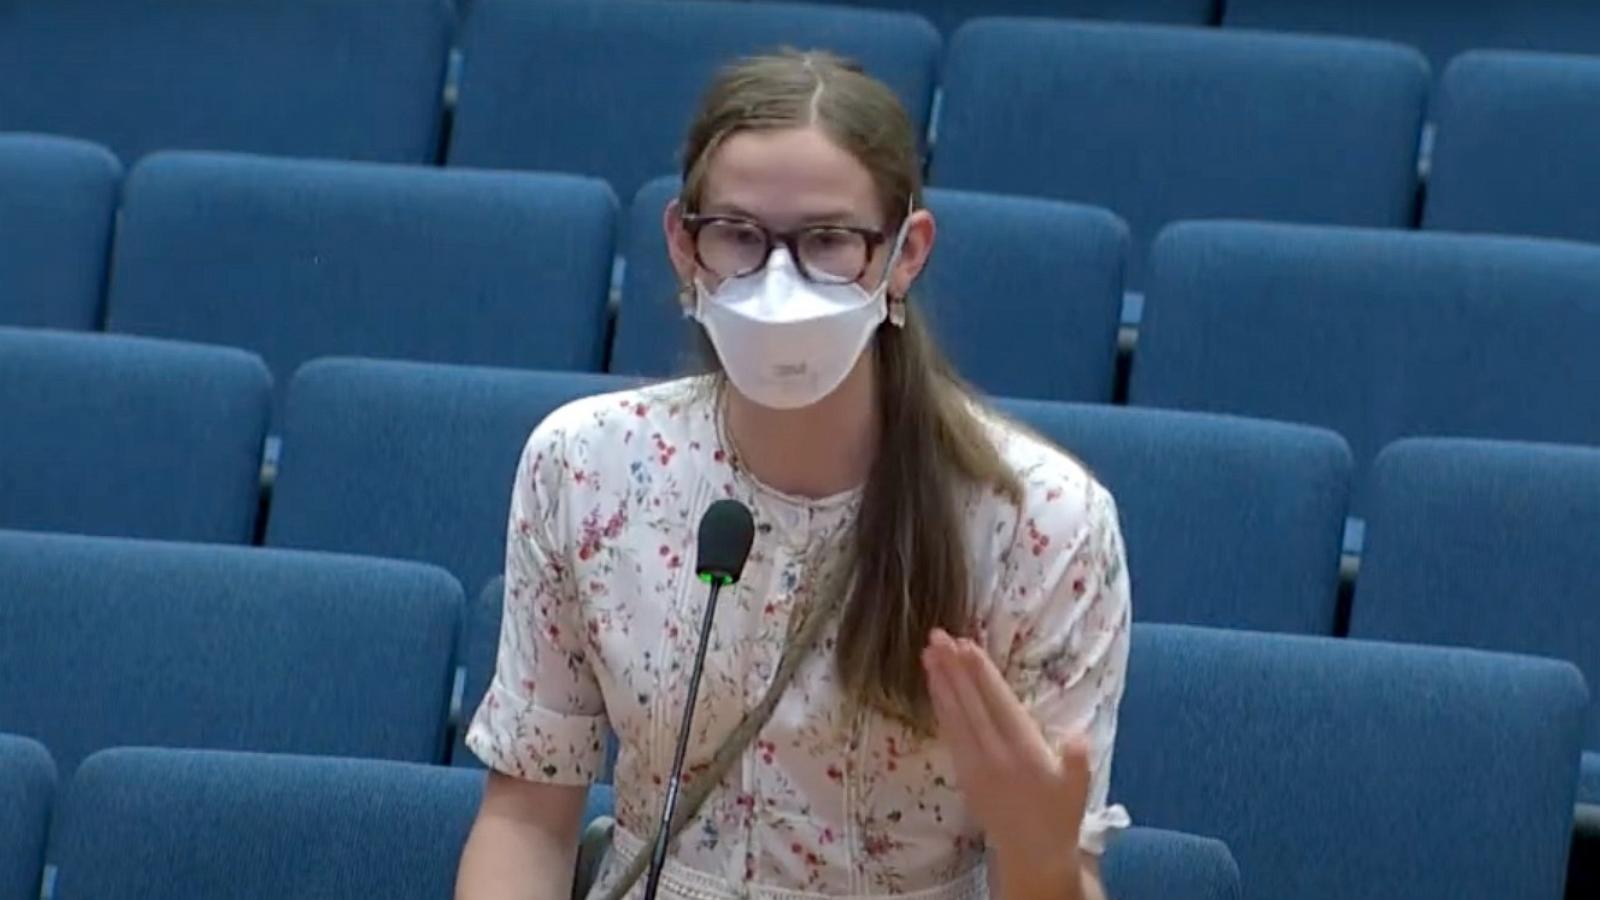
xmin=105 ymin=152 xmax=618 ymax=422
xmin=0 ymin=328 xmax=270 ymax=544
xmin=41 ymin=748 xmax=640 ymax=899
xmin=1351 ymin=439 xmax=1600 ymax=805
xmin=1115 ymin=624 xmax=1588 ymax=900
xmin=1128 ymin=222 xmax=1600 ymax=513
xmin=0 ymin=136 xmax=120 ymax=330
xmin=1425 ymin=51 xmax=1600 ymax=247
xmin=270 ymin=360 xmax=637 ymax=597
xmin=1102 ymin=828 xmax=1240 ymax=900
xmin=1222 ymin=0 xmax=1600 ymax=83
xmin=0 ymin=735 xmax=53 ymax=900
xmin=752 ymin=0 xmax=1216 ymax=37
xmin=933 ymin=20 xmax=1427 ymax=289
xmin=448 ymin=0 xmax=941 ymax=203
xmin=0 ymin=531 xmax=462 ymax=776
xmin=615 ymin=176 xmax=1130 ymax=402
xmin=0 ymin=0 xmax=451 ymax=164
xmin=998 ymin=400 xmax=1351 ymax=634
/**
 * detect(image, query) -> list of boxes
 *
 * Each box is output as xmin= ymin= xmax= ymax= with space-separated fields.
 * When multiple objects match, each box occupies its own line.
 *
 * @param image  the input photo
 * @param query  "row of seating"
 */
xmin=0 ymin=546 xmax=1586 ymax=900
xmin=785 ymin=0 xmax=1600 ymax=73
xmin=0 ymin=740 xmax=1244 ymax=900
xmin=3 ymin=1 xmax=1598 ymax=256
xmin=5 ymin=334 xmax=1597 ymax=797
xmin=9 ymin=149 xmax=1600 ymax=471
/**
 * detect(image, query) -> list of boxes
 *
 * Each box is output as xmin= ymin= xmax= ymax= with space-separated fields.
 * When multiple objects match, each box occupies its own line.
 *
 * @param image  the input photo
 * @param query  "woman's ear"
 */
xmin=889 ymin=208 xmax=936 ymax=299
xmin=664 ymin=198 xmax=698 ymax=292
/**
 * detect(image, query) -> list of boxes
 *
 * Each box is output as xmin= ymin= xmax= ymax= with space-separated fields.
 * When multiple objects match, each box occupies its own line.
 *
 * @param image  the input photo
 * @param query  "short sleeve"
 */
xmin=465 ymin=424 xmax=609 ymax=785
xmin=1004 ymin=481 xmax=1133 ymax=856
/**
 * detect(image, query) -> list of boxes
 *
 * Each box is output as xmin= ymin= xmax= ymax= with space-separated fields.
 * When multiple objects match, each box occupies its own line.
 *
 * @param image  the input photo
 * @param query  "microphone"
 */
xmin=642 ymin=498 xmax=755 ymax=899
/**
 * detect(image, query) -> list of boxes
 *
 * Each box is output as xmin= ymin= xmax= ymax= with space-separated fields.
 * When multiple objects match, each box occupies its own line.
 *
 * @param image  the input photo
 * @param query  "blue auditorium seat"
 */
xmin=106 ymin=152 xmax=617 ymax=420
xmin=1129 ymin=222 xmax=1600 ymax=505
xmin=0 ymin=0 xmax=451 ymax=164
xmin=615 ymin=177 xmax=1130 ymax=402
xmin=0 ymin=531 xmax=461 ymax=775
xmin=448 ymin=0 xmax=941 ymax=202
xmin=1425 ymin=51 xmax=1600 ymax=246
xmin=1222 ymin=0 xmax=1600 ymax=81
xmin=50 ymin=749 xmax=478 ymax=899
xmin=269 ymin=360 xmax=637 ymax=600
xmin=0 ymin=328 xmax=270 ymax=544
xmin=45 ymin=747 xmax=613 ymax=899
xmin=1115 ymin=625 xmax=1588 ymax=900
xmin=756 ymin=0 xmax=1215 ymax=36
xmin=0 ymin=735 xmax=53 ymax=900
xmin=999 ymin=401 xmax=1350 ymax=634
xmin=0 ymin=135 xmax=120 ymax=330
xmin=1102 ymin=828 xmax=1240 ymax=900
xmin=934 ymin=20 xmax=1427 ymax=285
xmin=1351 ymin=438 xmax=1600 ymax=805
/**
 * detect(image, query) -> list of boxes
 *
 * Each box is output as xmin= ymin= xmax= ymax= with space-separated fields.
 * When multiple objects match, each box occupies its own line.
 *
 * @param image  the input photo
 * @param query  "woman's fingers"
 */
xmin=926 ymin=631 xmax=1012 ymax=764
xmin=953 ymin=637 xmax=1047 ymax=754
xmin=925 ymin=640 xmax=985 ymax=776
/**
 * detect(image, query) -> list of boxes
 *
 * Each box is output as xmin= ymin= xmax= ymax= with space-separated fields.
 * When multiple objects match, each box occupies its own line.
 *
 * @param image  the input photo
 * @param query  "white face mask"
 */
xmin=691 ymin=216 xmax=911 ymax=411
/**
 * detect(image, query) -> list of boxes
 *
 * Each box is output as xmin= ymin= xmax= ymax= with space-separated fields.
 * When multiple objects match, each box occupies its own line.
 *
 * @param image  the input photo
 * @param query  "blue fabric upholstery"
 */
xmin=614 ymin=177 xmax=1129 ymax=402
xmin=934 ymin=20 xmax=1427 ymax=284
xmin=1115 ymin=624 xmax=1588 ymax=900
xmin=107 ymin=152 xmax=618 ymax=420
xmin=0 ymin=328 xmax=270 ymax=544
xmin=0 ymin=0 xmax=450 ymax=164
xmin=1426 ymin=51 xmax=1600 ymax=246
xmin=48 ymin=748 xmax=481 ymax=899
xmin=46 ymin=747 xmax=618 ymax=899
xmin=1102 ymin=828 xmax=1240 ymax=900
xmin=999 ymin=401 xmax=1350 ymax=634
xmin=756 ymin=0 xmax=1214 ymax=36
xmin=0 ymin=135 xmax=120 ymax=329
xmin=0 ymin=531 xmax=461 ymax=775
xmin=1353 ymin=439 xmax=1600 ymax=754
xmin=269 ymin=359 xmax=638 ymax=599
xmin=1129 ymin=222 xmax=1600 ymax=505
xmin=449 ymin=0 xmax=941 ymax=202
xmin=1222 ymin=0 xmax=1600 ymax=79
xmin=0 ymin=734 xmax=53 ymax=900
xmin=1583 ymin=754 xmax=1600 ymax=806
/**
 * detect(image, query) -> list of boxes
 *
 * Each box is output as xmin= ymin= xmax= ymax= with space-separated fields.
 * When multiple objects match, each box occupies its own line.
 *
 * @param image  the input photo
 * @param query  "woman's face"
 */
xmin=666 ymin=125 xmax=934 ymax=298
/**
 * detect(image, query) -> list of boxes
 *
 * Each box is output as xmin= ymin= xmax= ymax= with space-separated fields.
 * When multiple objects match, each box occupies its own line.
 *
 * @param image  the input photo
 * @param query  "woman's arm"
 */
xmin=455 ymin=773 xmax=588 ymax=900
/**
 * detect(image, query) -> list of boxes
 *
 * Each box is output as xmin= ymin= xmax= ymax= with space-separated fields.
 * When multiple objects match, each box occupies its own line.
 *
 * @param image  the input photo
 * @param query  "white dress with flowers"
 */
xmin=467 ymin=377 xmax=1132 ymax=899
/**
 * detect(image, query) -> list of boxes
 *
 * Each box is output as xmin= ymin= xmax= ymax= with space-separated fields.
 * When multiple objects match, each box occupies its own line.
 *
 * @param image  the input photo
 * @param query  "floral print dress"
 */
xmin=466 ymin=377 xmax=1132 ymax=899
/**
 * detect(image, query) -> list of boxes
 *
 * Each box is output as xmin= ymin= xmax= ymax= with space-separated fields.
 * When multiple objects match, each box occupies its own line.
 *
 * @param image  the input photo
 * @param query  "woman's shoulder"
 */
xmin=524 ymin=376 xmax=711 ymax=461
xmin=976 ymin=406 xmax=1119 ymax=548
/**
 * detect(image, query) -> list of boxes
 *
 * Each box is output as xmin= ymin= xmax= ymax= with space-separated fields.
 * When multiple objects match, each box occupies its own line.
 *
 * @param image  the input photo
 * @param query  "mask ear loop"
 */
xmin=883 ymin=197 xmax=916 ymax=328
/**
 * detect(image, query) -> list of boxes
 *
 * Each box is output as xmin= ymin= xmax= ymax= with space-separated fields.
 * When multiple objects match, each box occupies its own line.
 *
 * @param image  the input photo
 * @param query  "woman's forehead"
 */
xmin=700 ymin=126 xmax=881 ymax=225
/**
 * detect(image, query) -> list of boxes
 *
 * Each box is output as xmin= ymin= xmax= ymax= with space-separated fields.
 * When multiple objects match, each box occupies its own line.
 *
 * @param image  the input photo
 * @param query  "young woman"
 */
xmin=455 ymin=51 xmax=1131 ymax=900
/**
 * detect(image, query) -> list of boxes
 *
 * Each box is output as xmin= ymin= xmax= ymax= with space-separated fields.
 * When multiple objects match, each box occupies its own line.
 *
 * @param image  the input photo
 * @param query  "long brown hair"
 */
xmin=678 ymin=50 xmax=1022 ymax=733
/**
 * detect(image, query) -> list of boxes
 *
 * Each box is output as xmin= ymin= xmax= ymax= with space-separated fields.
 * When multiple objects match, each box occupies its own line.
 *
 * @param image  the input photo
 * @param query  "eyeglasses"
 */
xmin=681 ymin=214 xmax=887 ymax=285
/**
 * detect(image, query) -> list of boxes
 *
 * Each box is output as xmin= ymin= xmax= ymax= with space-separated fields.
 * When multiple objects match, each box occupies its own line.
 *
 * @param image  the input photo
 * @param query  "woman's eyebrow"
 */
xmin=700 ymin=202 xmax=870 ymax=228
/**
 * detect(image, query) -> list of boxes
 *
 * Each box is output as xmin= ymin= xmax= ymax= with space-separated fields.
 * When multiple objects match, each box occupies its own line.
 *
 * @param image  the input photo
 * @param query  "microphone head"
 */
xmin=695 ymin=499 xmax=755 ymax=586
